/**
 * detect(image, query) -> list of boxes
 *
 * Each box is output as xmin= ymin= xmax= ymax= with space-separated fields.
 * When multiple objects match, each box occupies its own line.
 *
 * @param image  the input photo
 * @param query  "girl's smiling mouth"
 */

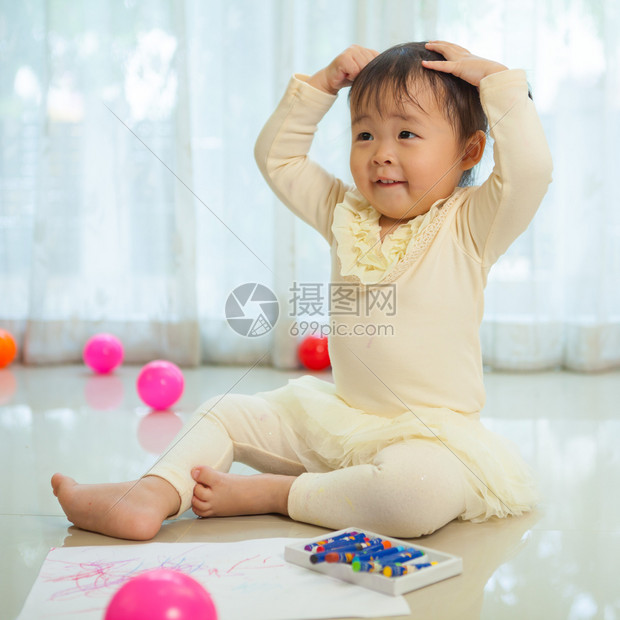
xmin=376 ymin=178 xmax=405 ymax=185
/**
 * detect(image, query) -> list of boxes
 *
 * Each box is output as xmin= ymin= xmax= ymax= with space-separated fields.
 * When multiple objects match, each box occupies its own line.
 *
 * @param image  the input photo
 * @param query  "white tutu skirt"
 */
xmin=259 ymin=375 xmax=539 ymax=523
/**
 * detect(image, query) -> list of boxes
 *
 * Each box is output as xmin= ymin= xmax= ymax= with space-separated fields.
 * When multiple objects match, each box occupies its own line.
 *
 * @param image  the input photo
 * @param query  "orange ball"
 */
xmin=0 ymin=329 xmax=17 ymax=369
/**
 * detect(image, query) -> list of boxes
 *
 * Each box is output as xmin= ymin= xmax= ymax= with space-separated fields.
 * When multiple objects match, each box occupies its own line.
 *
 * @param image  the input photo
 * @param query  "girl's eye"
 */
xmin=399 ymin=130 xmax=417 ymax=139
xmin=357 ymin=132 xmax=373 ymax=141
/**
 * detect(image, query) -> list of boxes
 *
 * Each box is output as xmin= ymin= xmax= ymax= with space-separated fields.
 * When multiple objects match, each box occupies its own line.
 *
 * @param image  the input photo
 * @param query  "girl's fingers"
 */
xmin=425 ymin=40 xmax=470 ymax=61
xmin=352 ymin=47 xmax=379 ymax=72
xmin=421 ymin=59 xmax=457 ymax=74
xmin=423 ymin=41 xmax=507 ymax=86
xmin=364 ymin=47 xmax=380 ymax=63
xmin=342 ymin=47 xmax=379 ymax=84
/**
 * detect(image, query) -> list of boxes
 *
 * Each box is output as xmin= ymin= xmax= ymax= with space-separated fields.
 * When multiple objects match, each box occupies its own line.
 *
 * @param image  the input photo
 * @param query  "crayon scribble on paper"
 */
xmin=17 ymin=539 xmax=409 ymax=620
xmin=41 ymin=545 xmax=285 ymax=603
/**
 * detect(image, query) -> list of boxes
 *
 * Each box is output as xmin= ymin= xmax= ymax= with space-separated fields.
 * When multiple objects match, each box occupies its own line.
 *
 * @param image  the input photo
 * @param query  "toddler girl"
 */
xmin=52 ymin=41 xmax=552 ymax=540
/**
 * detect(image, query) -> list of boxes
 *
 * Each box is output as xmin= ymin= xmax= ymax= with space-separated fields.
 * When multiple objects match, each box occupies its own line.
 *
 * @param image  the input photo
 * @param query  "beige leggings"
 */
xmin=146 ymin=393 xmax=469 ymax=538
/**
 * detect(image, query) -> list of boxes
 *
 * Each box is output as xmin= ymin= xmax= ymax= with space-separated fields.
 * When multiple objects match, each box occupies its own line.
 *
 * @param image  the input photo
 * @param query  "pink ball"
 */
xmin=83 ymin=334 xmax=124 ymax=374
xmin=105 ymin=569 xmax=217 ymax=620
xmin=136 ymin=360 xmax=184 ymax=410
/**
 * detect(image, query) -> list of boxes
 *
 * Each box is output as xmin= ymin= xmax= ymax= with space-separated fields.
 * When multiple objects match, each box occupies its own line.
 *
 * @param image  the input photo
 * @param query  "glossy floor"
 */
xmin=1 ymin=364 xmax=618 ymax=620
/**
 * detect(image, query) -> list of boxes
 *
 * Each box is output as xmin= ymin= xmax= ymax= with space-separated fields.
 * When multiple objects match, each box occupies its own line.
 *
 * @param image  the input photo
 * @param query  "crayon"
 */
xmin=383 ymin=561 xmax=438 ymax=577
xmin=310 ymin=547 xmax=356 ymax=564
xmin=322 ymin=551 xmax=357 ymax=564
xmin=304 ymin=531 xmax=360 ymax=551
xmin=351 ymin=556 xmax=412 ymax=573
xmin=351 ymin=559 xmax=384 ymax=573
xmin=377 ymin=549 xmax=425 ymax=565
xmin=350 ymin=552 xmax=422 ymax=574
xmin=349 ymin=538 xmax=391 ymax=553
xmin=311 ymin=540 xmax=388 ymax=564
xmin=350 ymin=546 xmax=408 ymax=570
xmin=317 ymin=535 xmax=377 ymax=554
xmin=354 ymin=544 xmax=404 ymax=562
xmin=311 ymin=543 xmax=370 ymax=564
xmin=323 ymin=542 xmax=386 ymax=564
xmin=315 ymin=533 xmax=368 ymax=553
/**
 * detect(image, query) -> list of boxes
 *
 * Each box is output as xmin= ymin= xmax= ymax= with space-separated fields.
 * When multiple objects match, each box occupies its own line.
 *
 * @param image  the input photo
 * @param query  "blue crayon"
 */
xmin=310 ymin=541 xmax=370 ymax=564
xmin=318 ymin=533 xmax=369 ymax=552
xmin=310 ymin=548 xmax=351 ymax=564
xmin=379 ymin=549 xmax=425 ymax=565
xmin=351 ymin=559 xmax=383 ymax=573
xmin=309 ymin=546 xmax=361 ymax=564
xmin=322 ymin=542 xmax=386 ymax=564
xmin=383 ymin=561 xmax=437 ymax=577
xmin=354 ymin=545 xmax=404 ymax=562
xmin=342 ymin=538 xmax=389 ymax=553
xmin=310 ymin=539 xmax=388 ymax=564
xmin=318 ymin=540 xmax=377 ymax=556
xmin=304 ymin=531 xmax=360 ymax=551
xmin=350 ymin=546 xmax=410 ymax=571
xmin=351 ymin=546 xmax=408 ymax=570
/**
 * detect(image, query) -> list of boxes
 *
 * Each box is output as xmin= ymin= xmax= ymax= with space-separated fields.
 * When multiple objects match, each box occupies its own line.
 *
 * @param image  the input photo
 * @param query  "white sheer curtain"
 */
xmin=1 ymin=0 xmax=618 ymax=371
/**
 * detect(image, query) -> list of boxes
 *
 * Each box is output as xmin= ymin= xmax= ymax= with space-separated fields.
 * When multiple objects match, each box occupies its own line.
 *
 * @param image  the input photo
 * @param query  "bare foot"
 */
xmin=51 ymin=473 xmax=181 ymax=540
xmin=190 ymin=466 xmax=295 ymax=518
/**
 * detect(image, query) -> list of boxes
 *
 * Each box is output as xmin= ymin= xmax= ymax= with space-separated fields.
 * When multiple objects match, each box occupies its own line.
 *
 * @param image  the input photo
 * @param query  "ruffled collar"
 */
xmin=331 ymin=188 xmax=445 ymax=285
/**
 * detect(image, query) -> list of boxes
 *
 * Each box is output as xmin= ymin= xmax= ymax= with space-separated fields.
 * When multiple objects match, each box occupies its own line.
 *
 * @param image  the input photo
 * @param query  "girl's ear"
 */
xmin=461 ymin=130 xmax=486 ymax=170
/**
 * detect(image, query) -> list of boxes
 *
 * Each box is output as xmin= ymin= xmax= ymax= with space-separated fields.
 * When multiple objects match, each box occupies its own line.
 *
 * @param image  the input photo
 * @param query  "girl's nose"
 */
xmin=372 ymin=143 xmax=393 ymax=165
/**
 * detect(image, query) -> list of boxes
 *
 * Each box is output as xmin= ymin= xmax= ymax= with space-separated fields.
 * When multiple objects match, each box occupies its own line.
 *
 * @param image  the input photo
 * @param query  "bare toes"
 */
xmin=191 ymin=466 xmax=220 ymax=486
xmin=191 ymin=496 xmax=213 ymax=517
xmin=191 ymin=477 xmax=215 ymax=517
xmin=192 ymin=482 xmax=212 ymax=502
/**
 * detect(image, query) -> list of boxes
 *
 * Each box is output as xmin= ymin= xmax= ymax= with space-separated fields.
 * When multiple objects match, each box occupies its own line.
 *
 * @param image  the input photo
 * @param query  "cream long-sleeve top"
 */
xmin=255 ymin=69 xmax=553 ymax=419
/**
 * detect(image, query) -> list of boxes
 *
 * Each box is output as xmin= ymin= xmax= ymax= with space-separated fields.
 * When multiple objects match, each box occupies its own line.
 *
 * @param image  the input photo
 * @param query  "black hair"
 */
xmin=348 ymin=42 xmax=488 ymax=186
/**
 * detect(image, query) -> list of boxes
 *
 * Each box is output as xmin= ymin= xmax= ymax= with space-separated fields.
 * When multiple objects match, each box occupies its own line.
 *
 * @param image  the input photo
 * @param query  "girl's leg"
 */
xmin=186 ymin=438 xmax=469 ymax=537
xmin=52 ymin=393 xmax=306 ymax=540
xmin=287 ymin=440 xmax=469 ymax=538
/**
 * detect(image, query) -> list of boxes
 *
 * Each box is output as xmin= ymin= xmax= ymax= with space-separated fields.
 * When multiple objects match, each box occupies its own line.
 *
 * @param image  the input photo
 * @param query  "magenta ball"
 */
xmin=136 ymin=360 xmax=184 ymax=410
xmin=105 ymin=568 xmax=218 ymax=620
xmin=83 ymin=334 xmax=124 ymax=374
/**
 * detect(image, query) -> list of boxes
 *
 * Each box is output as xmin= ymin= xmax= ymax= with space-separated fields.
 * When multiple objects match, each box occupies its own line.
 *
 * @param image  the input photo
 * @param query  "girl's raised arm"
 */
xmin=255 ymin=46 xmax=377 ymax=242
xmin=422 ymin=41 xmax=552 ymax=266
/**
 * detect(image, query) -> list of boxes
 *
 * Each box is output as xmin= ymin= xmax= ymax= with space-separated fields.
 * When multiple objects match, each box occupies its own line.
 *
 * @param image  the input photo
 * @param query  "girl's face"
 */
xmin=349 ymin=83 xmax=470 ymax=222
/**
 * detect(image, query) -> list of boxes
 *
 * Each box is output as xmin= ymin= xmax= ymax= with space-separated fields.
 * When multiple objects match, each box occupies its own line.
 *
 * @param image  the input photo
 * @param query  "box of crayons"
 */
xmin=284 ymin=527 xmax=462 ymax=596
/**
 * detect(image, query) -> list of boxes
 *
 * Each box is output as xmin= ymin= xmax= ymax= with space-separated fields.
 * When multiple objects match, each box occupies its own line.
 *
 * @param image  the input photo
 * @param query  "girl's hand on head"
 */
xmin=422 ymin=41 xmax=508 ymax=87
xmin=308 ymin=45 xmax=379 ymax=95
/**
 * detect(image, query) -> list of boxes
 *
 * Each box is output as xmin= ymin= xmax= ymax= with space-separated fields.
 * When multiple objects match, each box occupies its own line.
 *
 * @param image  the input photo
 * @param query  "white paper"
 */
xmin=17 ymin=538 xmax=410 ymax=620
